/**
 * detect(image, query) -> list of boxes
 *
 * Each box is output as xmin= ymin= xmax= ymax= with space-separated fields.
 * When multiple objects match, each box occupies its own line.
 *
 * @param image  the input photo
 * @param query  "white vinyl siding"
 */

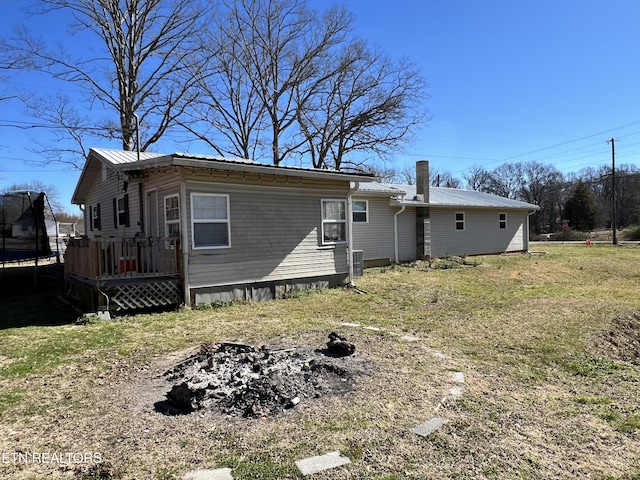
xmin=431 ymin=208 xmax=527 ymax=257
xmin=185 ymin=180 xmax=350 ymax=289
xmin=351 ymin=196 xmax=396 ymax=263
xmin=396 ymin=207 xmax=417 ymax=262
xmin=82 ymin=160 xmax=141 ymax=238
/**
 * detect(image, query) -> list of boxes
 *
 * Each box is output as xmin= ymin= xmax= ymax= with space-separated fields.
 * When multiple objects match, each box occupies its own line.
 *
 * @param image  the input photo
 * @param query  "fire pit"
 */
xmin=159 ymin=334 xmax=362 ymax=418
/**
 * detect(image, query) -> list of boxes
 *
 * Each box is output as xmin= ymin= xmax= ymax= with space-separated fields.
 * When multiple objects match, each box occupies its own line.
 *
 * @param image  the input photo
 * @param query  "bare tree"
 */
xmin=198 ymin=0 xmax=428 ymax=169
xmin=178 ymin=9 xmax=268 ymax=159
xmin=430 ymin=168 xmax=461 ymax=188
xmin=400 ymin=164 xmax=416 ymax=185
xmin=516 ymin=161 xmax=563 ymax=234
xmin=209 ymin=0 xmax=354 ymax=166
xmin=462 ymin=164 xmax=492 ymax=191
xmin=2 ymin=0 xmax=207 ymax=167
xmin=483 ymin=163 xmax=523 ymax=199
xmin=297 ymin=39 xmax=427 ymax=171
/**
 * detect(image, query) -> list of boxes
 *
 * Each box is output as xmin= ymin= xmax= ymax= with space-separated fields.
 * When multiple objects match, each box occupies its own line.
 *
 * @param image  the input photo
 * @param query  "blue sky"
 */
xmin=2 ymin=0 xmax=640 ymax=213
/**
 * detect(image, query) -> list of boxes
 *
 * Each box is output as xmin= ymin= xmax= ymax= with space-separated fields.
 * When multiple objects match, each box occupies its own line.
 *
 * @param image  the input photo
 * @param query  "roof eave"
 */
xmin=71 ymin=152 xmax=103 ymax=205
xmin=119 ymin=155 xmax=374 ymax=182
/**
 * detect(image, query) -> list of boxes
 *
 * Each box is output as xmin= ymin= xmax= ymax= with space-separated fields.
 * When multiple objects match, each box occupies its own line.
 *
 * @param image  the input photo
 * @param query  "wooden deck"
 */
xmin=64 ymin=237 xmax=183 ymax=312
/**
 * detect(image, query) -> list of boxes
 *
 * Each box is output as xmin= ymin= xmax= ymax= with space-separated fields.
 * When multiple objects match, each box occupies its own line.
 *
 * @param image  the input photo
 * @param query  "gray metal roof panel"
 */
xmin=384 ymin=183 xmax=540 ymax=210
xmin=89 ymin=148 xmax=166 ymax=165
xmin=72 ymin=149 xmax=374 ymax=204
xmin=352 ymin=182 xmax=405 ymax=195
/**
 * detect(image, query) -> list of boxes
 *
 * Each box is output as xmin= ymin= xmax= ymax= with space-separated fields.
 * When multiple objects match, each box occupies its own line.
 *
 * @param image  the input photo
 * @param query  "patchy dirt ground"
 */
xmin=594 ymin=312 xmax=640 ymax=364
xmin=2 ymin=328 xmax=450 ymax=479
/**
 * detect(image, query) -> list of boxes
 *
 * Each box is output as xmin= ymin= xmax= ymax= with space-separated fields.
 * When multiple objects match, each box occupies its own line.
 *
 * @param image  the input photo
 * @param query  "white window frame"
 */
xmin=455 ymin=212 xmax=465 ymax=231
xmin=91 ymin=204 xmax=100 ymax=231
xmin=191 ymin=193 xmax=231 ymax=250
xmin=499 ymin=212 xmax=507 ymax=229
xmin=352 ymin=200 xmax=369 ymax=223
xmin=164 ymin=194 xmax=180 ymax=238
xmin=321 ymin=199 xmax=347 ymax=245
xmin=115 ymin=195 xmax=127 ymax=228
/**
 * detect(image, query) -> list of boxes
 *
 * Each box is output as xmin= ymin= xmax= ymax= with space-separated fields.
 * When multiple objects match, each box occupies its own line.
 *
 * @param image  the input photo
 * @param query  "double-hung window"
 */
xmin=165 ymin=195 xmax=180 ymax=238
xmin=90 ymin=203 xmax=101 ymax=231
xmin=352 ymin=200 xmax=368 ymax=223
xmin=455 ymin=212 xmax=465 ymax=231
xmin=191 ymin=193 xmax=230 ymax=249
xmin=322 ymin=199 xmax=347 ymax=244
xmin=499 ymin=212 xmax=507 ymax=229
xmin=114 ymin=194 xmax=129 ymax=228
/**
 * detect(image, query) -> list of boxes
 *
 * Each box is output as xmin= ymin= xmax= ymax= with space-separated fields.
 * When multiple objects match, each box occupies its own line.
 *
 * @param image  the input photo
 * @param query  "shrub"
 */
xmin=623 ymin=225 xmax=640 ymax=241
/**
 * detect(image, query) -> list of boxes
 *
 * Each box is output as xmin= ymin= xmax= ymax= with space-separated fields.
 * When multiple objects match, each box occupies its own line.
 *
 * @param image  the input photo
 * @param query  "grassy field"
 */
xmin=0 ymin=244 xmax=639 ymax=479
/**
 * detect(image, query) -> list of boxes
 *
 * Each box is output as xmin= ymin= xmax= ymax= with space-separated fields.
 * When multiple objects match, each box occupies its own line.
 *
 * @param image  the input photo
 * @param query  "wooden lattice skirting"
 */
xmin=102 ymin=279 xmax=183 ymax=311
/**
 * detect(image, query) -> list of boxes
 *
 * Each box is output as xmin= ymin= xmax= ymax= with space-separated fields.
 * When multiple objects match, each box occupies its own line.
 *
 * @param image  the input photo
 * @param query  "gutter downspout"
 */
xmin=393 ymin=204 xmax=406 ymax=263
xmin=525 ymin=209 xmax=535 ymax=253
xmin=347 ymin=182 xmax=359 ymax=286
xmin=79 ymin=204 xmax=85 ymax=228
xmin=180 ymin=175 xmax=191 ymax=307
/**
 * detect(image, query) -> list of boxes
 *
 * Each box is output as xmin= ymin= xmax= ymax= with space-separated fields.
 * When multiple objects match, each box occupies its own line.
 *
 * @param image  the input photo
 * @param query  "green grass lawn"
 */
xmin=1 ymin=244 xmax=639 ymax=479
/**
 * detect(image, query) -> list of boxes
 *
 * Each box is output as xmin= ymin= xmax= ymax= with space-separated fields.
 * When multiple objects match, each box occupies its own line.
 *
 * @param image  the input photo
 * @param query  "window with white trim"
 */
xmin=455 ymin=212 xmax=465 ymax=231
xmin=499 ymin=212 xmax=507 ymax=229
xmin=165 ymin=195 xmax=180 ymax=238
xmin=352 ymin=200 xmax=368 ymax=223
xmin=191 ymin=193 xmax=230 ymax=249
xmin=322 ymin=199 xmax=347 ymax=244
xmin=90 ymin=203 xmax=101 ymax=231
xmin=114 ymin=194 xmax=129 ymax=228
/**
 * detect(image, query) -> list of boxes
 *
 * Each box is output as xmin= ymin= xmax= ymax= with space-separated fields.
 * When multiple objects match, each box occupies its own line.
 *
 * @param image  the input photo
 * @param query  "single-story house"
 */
xmin=65 ymin=148 xmax=374 ymax=311
xmin=65 ymin=152 xmax=538 ymax=312
xmin=352 ymin=161 xmax=540 ymax=266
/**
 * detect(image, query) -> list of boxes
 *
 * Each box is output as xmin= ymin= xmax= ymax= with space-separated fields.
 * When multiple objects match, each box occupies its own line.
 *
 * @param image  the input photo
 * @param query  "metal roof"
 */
xmin=358 ymin=182 xmax=539 ymax=210
xmin=352 ymin=182 xmax=405 ymax=196
xmin=88 ymin=148 xmax=168 ymax=165
xmin=72 ymin=148 xmax=374 ymax=204
xmin=88 ymin=149 xmax=374 ymax=181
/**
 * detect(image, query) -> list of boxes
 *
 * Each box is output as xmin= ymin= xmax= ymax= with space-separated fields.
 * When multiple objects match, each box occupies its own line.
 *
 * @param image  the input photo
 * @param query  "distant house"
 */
xmin=65 ymin=148 xmax=374 ymax=312
xmin=352 ymin=161 xmax=540 ymax=267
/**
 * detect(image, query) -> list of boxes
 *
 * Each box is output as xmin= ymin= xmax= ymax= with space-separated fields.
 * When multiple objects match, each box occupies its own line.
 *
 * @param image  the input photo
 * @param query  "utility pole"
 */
xmin=608 ymin=138 xmax=618 ymax=245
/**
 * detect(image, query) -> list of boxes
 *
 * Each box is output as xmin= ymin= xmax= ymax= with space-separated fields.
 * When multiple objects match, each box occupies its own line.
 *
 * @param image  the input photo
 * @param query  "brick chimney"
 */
xmin=416 ymin=161 xmax=431 ymax=261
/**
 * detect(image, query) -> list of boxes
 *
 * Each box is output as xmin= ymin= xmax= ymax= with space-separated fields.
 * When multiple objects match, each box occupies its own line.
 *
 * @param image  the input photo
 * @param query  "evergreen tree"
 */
xmin=564 ymin=181 xmax=597 ymax=232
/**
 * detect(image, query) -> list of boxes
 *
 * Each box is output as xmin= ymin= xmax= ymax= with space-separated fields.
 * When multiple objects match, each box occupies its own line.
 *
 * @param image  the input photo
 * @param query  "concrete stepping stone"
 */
xmin=340 ymin=322 xmax=361 ymax=328
xmin=411 ymin=417 xmax=448 ymax=437
xmin=448 ymin=385 xmax=464 ymax=398
xmin=295 ymin=450 xmax=351 ymax=476
xmin=451 ymin=371 xmax=465 ymax=383
xmin=182 ymin=468 xmax=233 ymax=480
xmin=400 ymin=334 xmax=421 ymax=342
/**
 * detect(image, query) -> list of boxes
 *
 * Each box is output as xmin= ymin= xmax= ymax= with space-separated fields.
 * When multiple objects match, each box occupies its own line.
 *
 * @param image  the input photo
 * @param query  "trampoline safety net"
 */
xmin=1 ymin=191 xmax=54 ymax=263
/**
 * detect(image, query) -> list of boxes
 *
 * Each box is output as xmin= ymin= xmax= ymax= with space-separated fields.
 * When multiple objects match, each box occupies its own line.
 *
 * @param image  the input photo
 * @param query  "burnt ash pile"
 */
xmin=162 ymin=335 xmax=360 ymax=418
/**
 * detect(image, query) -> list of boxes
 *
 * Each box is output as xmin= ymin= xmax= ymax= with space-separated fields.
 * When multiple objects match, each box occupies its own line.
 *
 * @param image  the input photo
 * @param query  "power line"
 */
xmin=414 ymin=121 xmax=640 ymax=174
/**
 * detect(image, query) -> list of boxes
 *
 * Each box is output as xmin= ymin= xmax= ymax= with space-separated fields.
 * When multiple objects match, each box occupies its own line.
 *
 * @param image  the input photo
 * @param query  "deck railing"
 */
xmin=64 ymin=237 xmax=181 ymax=280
